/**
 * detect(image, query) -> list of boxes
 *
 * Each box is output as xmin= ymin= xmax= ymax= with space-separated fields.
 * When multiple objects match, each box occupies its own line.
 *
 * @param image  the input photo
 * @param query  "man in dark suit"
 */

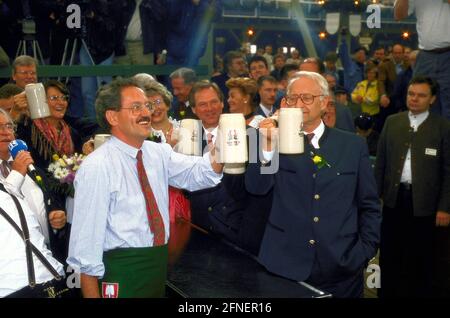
xmin=256 ymin=76 xmax=278 ymax=118
xmin=245 ymin=71 xmax=381 ymax=297
xmin=375 ymin=76 xmax=450 ymax=298
xmin=187 ymin=80 xmax=272 ymax=255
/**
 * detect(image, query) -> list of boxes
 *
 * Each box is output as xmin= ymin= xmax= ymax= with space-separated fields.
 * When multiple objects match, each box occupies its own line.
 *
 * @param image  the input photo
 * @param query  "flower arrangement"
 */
xmin=48 ymin=153 xmax=85 ymax=197
xmin=310 ymin=151 xmax=331 ymax=169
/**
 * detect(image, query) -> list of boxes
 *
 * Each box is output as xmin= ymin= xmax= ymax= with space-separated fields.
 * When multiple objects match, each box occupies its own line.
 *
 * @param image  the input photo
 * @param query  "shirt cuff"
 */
xmin=262 ymin=149 xmax=275 ymax=163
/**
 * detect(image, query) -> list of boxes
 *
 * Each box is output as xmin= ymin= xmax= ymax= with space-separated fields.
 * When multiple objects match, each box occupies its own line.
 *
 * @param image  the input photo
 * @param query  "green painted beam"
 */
xmin=0 ymin=65 xmax=209 ymax=78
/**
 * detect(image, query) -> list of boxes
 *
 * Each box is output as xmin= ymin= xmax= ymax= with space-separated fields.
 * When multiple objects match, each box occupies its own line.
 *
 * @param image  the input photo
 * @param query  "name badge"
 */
xmin=425 ymin=148 xmax=437 ymax=156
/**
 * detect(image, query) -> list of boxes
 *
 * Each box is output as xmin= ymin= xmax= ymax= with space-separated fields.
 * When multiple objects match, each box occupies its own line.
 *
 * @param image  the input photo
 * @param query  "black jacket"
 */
xmin=375 ymin=112 xmax=450 ymax=216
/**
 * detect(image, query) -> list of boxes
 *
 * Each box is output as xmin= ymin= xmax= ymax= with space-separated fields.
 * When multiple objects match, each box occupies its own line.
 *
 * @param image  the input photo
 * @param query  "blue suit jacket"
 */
xmin=245 ymin=127 xmax=381 ymax=282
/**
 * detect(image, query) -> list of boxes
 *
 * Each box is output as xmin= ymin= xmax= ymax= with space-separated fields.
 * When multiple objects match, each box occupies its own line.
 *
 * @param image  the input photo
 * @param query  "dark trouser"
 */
xmin=6 ymin=278 xmax=72 ymax=298
xmin=379 ymin=184 xmax=435 ymax=298
xmin=305 ymin=258 xmax=364 ymax=298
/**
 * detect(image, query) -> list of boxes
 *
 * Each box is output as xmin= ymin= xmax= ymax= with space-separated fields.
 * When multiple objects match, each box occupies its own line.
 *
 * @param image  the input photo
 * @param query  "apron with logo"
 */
xmin=99 ymin=245 xmax=168 ymax=298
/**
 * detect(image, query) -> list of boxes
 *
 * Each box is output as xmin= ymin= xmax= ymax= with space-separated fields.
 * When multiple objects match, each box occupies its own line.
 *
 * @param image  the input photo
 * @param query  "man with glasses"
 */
xmin=0 ymin=109 xmax=67 ymax=263
xmin=246 ymin=71 xmax=381 ymax=298
xmin=67 ymin=77 xmax=223 ymax=298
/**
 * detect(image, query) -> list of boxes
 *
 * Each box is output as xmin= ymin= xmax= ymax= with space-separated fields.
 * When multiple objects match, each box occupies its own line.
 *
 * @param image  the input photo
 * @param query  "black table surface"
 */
xmin=166 ymin=220 xmax=331 ymax=298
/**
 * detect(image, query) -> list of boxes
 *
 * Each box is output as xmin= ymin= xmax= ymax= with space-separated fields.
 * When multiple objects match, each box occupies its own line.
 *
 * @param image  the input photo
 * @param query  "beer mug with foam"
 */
xmin=94 ymin=134 xmax=111 ymax=149
xmin=216 ymin=114 xmax=247 ymax=174
xmin=278 ymin=107 xmax=304 ymax=154
xmin=25 ymin=83 xmax=51 ymax=119
xmin=176 ymin=119 xmax=202 ymax=156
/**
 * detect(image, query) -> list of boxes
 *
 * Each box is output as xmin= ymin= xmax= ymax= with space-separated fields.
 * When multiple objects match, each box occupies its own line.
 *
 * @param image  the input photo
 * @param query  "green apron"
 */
xmin=99 ymin=244 xmax=168 ymax=298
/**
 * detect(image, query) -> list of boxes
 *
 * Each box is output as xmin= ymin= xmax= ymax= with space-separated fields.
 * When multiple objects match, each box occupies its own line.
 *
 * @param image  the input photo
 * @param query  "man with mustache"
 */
xmin=67 ymin=77 xmax=223 ymax=298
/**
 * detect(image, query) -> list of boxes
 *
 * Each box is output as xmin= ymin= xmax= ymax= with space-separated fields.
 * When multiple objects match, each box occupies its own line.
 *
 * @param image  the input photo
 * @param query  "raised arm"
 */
xmin=394 ymin=0 xmax=409 ymax=21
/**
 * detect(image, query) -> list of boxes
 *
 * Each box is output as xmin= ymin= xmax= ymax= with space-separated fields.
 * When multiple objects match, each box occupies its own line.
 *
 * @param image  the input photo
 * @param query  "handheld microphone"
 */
xmin=8 ymin=139 xmax=37 ymax=173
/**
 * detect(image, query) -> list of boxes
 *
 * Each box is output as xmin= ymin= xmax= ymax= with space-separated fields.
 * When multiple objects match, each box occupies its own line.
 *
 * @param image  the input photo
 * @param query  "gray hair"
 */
xmin=12 ymin=55 xmax=38 ymax=73
xmin=287 ymin=71 xmax=330 ymax=97
xmin=0 ymin=108 xmax=16 ymax=131
xmin=141 ymin=81 xmax=173 ymax=107
xmin=133 ymin=73 xmax=156 ymax=87
xmin=169 ymin=67 xmax=197 ymax=85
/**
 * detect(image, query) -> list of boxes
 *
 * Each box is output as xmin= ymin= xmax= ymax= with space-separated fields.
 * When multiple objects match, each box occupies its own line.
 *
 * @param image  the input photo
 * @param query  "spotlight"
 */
xmin=402 ymin=31 xmax=410 ymax=39
xmin=319 ymin=31 xmax=327 ymax=39
xmin=317 ymin=0 xmax=325 ymax=5
xmin=354 ymin=0 xmax=360 ymax=5
xmin=247 ymin=28 xmax=255 ymax=37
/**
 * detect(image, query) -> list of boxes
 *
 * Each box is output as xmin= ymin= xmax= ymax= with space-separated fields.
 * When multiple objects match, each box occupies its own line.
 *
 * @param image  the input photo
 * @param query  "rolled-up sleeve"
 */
xmin=66 ymin=158 xmax=110 ymax=278
xmin=167 ymin=146 xmax=222 ymax=192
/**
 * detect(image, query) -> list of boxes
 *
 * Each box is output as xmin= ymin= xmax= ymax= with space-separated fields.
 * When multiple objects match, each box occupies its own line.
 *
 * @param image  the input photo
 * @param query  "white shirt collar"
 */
xmin=305 ymin=121 xmax=325 ymax=149
xmin=259 ymin=104 xmax=273 ymax=117
xmin=203 ymin=126 xmax=218 ymax=143
xmin=408 ymin=110 xmax=429 ymax=132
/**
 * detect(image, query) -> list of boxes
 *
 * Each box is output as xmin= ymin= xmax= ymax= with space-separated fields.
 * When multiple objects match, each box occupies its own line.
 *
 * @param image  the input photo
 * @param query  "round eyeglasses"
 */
xmin=0 ymin=123 xmax=14 ymax=131
xmin=121 ymin=102 xmax=154 ymax=115
xmin=48 ymin=95 xmax=69 ymax=102
xmin=284 ymin=94 xmax=324 ymax=106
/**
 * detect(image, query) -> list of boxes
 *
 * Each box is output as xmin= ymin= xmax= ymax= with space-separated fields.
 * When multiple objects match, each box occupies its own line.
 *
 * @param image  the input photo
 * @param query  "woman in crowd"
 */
xmin=16 ymin=80 xmax=82 ymax=170
xmin=141 ymin=80 xmax=191 ymax=223
xmin=226 ymin=77 xmax=258 ymax=126
xmin=351 ymin=66 xmax=381 ymax=131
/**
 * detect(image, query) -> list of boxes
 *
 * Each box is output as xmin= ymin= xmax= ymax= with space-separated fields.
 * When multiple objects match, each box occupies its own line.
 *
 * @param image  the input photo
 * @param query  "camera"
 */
xmin=22 ymin=18 xmax=36 ymax=35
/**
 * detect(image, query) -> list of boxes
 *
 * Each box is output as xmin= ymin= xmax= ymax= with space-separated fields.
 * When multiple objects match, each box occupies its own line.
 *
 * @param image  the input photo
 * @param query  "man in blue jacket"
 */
xmin=246 ymin=71 xmax=381 ymax=298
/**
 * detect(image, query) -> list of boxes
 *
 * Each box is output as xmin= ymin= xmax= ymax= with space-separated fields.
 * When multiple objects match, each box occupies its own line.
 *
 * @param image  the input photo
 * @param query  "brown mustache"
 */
xmin=137 ymin=116 xmax=151 ymax=123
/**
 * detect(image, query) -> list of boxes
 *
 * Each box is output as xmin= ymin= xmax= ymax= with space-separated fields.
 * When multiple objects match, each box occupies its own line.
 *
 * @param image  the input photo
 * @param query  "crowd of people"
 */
xmin=0 ymin=0 xmax=449 ymax=299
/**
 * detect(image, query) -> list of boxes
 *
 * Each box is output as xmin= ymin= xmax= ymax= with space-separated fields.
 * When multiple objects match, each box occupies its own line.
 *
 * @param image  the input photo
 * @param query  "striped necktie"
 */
xmin=306 ymin=133 xmax=315 ymax=145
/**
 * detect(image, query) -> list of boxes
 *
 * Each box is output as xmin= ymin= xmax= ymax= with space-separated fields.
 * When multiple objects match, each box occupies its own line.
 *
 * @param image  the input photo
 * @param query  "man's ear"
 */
xmin=430 ymin=95 xmax=436 ymax=106
xmin=105 ymin=110 xmax=118 ymax=127
xmin=320 ymin=96 xmax=330 ymax=113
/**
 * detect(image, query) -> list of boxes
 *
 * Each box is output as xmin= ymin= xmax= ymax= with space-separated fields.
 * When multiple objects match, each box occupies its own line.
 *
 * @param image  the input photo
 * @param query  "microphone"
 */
xmin=8 ymin=139 xmax=37 ymax=173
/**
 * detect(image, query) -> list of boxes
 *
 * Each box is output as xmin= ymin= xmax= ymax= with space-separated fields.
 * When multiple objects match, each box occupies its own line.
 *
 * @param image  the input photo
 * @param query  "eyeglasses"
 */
xmin=48 ymin=95 xmax=69 ymax=102
xmin=0 ymin=123 xmax=14 ymax=131
xmin=121 ymin=102 xmax=154 ymax=115
xmin=148 ymin=99 xmax=165 ymax=108
xmin=15 ymin=70 xmax=36 ymax=76
xmin=284 ymin=94 xmax=324 ymax=106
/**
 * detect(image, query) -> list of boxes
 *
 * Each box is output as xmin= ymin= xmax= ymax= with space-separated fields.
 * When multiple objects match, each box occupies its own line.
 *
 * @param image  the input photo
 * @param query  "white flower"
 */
xmin=48 ymin=163 xmax=57 ymax=173
xmin=65 ymin=157 xmax=74 ymax=166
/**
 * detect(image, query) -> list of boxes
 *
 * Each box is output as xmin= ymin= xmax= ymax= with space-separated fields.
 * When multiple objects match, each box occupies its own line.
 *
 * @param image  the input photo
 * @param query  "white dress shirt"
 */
xmin=0 ymin=190 xmax=64 ymax=297
xmin=0 ymin=157 xmax=49 ymax=244
xmin=400 ymin=111 xmax=429 ymax=184
xmin=259 ymin=104 xmax=274 ymax=118
xmin=67 ymin=136 xmax=222 ymax=277
xmin=405 ymin=0 xmax=450 ymax=50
